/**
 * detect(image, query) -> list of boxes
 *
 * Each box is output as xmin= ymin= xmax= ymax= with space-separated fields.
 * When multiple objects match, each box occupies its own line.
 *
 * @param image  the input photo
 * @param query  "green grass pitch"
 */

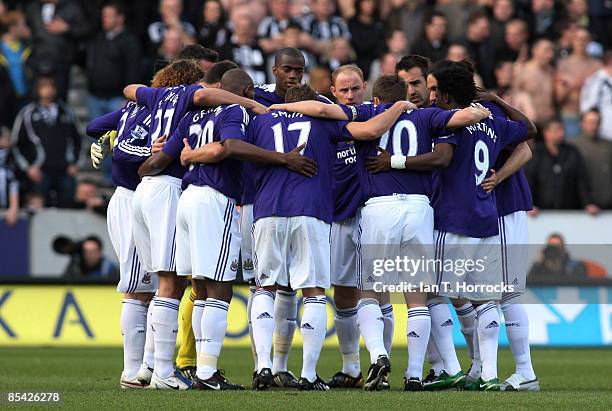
xmin=2 ymin=347 xmax=611 ymax=410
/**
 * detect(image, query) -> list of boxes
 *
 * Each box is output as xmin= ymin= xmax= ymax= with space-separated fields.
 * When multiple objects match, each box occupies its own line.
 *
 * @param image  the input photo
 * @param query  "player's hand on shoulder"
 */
xmin=268 ymin=104 xmax=286 ymax=112
xmin=400 ymin=100 xmax=418 ymax=111
xmin=366 ymin=147 xmax=392 ymax=173
xmin=480 ymin=169 xmax=498 ymax=193
xmin=252 ymin=102 xmax=267 ymax=115
xmin=470 ymin=103 xmax=491 ymax=120
xmin=152 ymin=135 xmax=167 ymax=154
xmin=180 ymin=138 xmax=193 ymax=167
xmin=284 ymin=143 xmax=318 ymax=177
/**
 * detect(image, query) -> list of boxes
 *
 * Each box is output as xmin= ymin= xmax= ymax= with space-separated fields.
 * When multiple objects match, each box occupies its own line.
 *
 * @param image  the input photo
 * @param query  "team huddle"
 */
xmin=87 ymin=45 xmax=539 ymax=393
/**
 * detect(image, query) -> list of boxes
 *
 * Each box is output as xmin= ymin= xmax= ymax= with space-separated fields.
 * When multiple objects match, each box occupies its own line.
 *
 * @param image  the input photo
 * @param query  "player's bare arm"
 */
xmin=445 ymin=104 xmax=492 ymax=129
xmin=222 ymin=139 xmax=318 ymax=178
xmin=192 ymin=88 xmax=267 ymax=115
xmin=481 ymin=142 xmax=533 ymax=193
xmin=268 ymin=101 xmax=349 ymax=120
xmin=346 ymin=101 xmax=414 ymax=140
xmin=138 ymin=151 xmax=173 ymax=178
xmin=180 ymin=139 xmax=226 ymax=167
xmin=123 ymin=84 xmax=146 ymax=101
xmin=366 ymin=143 xmax=455 ymax=173
xmin=476 ymin=92 xmax=538 ymax=139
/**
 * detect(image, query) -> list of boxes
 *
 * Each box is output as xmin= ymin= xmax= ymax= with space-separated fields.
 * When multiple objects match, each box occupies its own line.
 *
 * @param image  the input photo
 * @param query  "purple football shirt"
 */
xmin=432 ymin=113 xmax=529 ymax=238
xmin=163 ymin=104 xmax=250 ymax=201
xmin=246 ymin=110 xmax=350 ymax=223
xmin=86 ymin=102 xmax=151 ymax=190
xmin=480 ymin=102 xmax=533 ymax=216
xmin=136 ymin=84 xmax=202 ymax=179
xmin=345 ymin=104 xmax=454 ymax=200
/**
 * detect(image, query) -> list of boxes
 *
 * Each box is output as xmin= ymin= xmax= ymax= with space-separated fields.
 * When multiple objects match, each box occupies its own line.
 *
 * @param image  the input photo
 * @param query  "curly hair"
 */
xmin=151 ymin=59 xmax=205 ymax=88
xmin=430 ymin=60 xmax=476 ymax=108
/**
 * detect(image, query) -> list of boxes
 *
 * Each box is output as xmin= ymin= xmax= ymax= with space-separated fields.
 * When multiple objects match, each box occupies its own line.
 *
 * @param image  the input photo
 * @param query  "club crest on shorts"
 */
xmin=243 ymin=258 xmax=254 ymax=271
xmin=230 ymin=259 xmax=239 ymax=272
xmin=142 ymin=273 xmax=151 ymax=284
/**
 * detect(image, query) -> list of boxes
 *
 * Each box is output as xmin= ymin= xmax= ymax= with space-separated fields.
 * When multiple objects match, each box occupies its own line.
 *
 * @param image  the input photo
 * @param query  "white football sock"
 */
xmin=151 ymin=297 xmax=180 ymax=379
xmin=406 ymin=307 xmax=431 ymax=379
xmin=426 ymin=335 xmax=444 ymax=375
xmin=429 ymin=303 xmax=461 ymax=375
xmin=470 ymin=316 xmax=482 ymax=379
xmin=247 ymin=285 xmax=258 ymax=371
xmin=455 ymin=303 xmax=476 ymax=360
xmin=300 ymin=296 xmax=327 ymax=382
xmin=121 ymin=299 xmax=148 ymax=379
xmin=357 ymin=299 xmax=387 ymax=363
xmin=251 ymin=290 xmax=275 ymax=372
xmin=272 ymin=290 xmax=297 ymax=374
xmin=142 ymin=298 xmax=155 ymax=369
xmin=475 ymin=302 xmax=500 ymax=381
xmin=380 ymin=303 xmax=394 ymax=357
xmin=196 ymin=298 xmax=229 ymax=380
xmin=334 ymin=306 xmax=361 ymax=378
xmin=192 ymin=300 xmax=206 ymax=359
xmin=501 ymin=302 xmax=536 ymax=380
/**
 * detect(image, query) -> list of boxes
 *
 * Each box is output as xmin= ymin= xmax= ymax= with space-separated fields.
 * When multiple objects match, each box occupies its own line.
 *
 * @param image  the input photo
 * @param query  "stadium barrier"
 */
xmin=2 ymin=209 xmax=612 ymax=278
xmin=0 ymin=285 xmax=609 ymax=347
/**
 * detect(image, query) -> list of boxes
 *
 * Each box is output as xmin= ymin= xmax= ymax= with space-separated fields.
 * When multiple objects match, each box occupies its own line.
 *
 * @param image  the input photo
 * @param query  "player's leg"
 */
xmin=251 ymin=216 xmax=288 ymax=390
xmin=175 ymin=283 xmax=197 ymax=381
xmin=424 ymin=333 xmax=444 ymax=382
xmin=289 ymin=216 xmax=331 ymax=391
xmin=400 ymin=198 xmax=435 ymax=391
xmin=271 ymin=285 xmax=299 ymax=386
xmin=239 ymin=204 xmax=258 ymax=376
xmin=328 ymin=218 xmax=362 ymax=388
xmin=452 ymin=299 xmax=476 ymax=364
xmin=329 ymin=286 xmax=362 ymax=386
xmin=180 ymin=186 xmax=242 ymax=390
xmin=423 ymin=298 xmax=464 ymax=390
xmin=465 ymin=236 xmax=503 ymax=391
xmin=355 ymin=201 xmax=396 ymax=391
xmin=194 ymin=279 xmax=244 ymax=390
xmin=108 ymin=187 xmax=155 ymax=388
xmin=500 ymin=295 xmax=539 ymax=390
xmin=499 ymin=212 xmax=538 ymax=391
xmin=146 ymin=178 xmax=190 ymax=389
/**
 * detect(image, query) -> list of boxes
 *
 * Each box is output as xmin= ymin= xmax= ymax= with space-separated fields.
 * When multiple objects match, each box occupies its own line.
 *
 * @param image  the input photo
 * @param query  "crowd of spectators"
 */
xmin=0 ymin=0 xmax=611 ymax=224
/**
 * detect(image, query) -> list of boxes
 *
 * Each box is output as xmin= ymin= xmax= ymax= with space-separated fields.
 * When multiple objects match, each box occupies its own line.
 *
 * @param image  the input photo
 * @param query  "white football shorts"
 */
xmin=330 ymin=216 xmax=358 ymax=287
xmin=131 ymin=175 xmax=181 ymax=273
xmin=433 ymin=230 xmax=502 ymax=301
xmin=175 ymin=185 xmax=241 ymax=281
xmin=357 ymin=194 xmax=435 ymax=291
xmin=499 ymin=210 xmax=529 ymax=296
xmin=253 ymin=216 xmax=331 ymax=289
xmin=108 ymin=187 xmax=157 ymax=293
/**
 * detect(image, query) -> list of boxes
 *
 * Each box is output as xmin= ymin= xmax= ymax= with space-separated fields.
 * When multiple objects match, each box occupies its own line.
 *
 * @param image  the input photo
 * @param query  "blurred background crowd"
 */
xmin=0 ymin=0 xmax=611 ymax=227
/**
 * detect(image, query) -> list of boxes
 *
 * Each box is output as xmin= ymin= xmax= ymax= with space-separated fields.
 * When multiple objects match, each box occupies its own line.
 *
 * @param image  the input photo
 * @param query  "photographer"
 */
xmin=60 ymin=235 xmax=118 ymax=281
